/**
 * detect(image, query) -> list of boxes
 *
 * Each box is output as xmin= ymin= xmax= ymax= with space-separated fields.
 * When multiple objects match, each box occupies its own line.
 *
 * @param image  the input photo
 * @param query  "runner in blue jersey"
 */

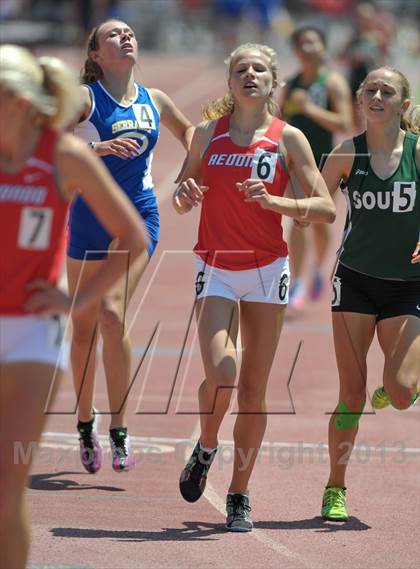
xmin=67 ymin=19 xmax=194 ymax=474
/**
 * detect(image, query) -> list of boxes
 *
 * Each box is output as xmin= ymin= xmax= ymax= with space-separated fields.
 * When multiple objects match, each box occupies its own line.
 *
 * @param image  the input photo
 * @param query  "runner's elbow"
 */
xmin=324 ymin=202 xmax=336 ymax=223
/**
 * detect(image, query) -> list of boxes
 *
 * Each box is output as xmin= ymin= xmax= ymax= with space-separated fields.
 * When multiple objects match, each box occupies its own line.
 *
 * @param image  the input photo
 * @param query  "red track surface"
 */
xmin=25 ymin=49 xmax=419 ymax=569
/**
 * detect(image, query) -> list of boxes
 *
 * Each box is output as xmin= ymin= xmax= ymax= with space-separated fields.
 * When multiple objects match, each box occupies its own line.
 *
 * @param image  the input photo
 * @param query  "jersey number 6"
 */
xmin=251 ymin=150 xmax=277 ymax=184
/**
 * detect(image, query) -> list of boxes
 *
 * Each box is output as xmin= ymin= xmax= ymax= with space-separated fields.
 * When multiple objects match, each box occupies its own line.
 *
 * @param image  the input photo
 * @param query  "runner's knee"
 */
xmin=99 ymin=303 xmax=124 ymax=337
xmin=237 ymin=384 xmax=266 ymax=413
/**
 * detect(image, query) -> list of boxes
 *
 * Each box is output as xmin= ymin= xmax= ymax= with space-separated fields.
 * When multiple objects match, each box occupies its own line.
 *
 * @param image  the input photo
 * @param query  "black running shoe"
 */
xmin=109 ymin=427 xmax=135 ymax=472
xmin=226 ymin=493 xmax=253 ymax=532
xmin=179 ymin=441 xmax=217 ymax=502
xmin=77 ymin=409 xmax=102 ymax=474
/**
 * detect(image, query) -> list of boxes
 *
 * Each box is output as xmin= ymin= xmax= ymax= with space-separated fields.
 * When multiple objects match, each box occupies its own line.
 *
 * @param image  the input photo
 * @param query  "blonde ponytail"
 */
xmin=401 ymin=105 xmax=420 ymax=135
xmin=0 ymin=45 xmax=83 ymax=130
xmin=38 ymin=57 xmax=83 ymax=129
xmin=203 ymin=93 xmax=235 ymax=121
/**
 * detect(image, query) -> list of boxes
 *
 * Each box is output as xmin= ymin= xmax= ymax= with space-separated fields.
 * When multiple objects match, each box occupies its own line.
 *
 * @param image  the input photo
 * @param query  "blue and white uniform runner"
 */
xmin=68 ymin=80 xmax=160 ymax=259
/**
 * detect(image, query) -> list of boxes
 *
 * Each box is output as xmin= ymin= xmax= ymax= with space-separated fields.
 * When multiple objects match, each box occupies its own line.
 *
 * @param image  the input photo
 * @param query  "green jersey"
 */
xmin=339 ymin=131 xmax=420 ymax=281
xmin=282 ymin=70 xmax=333 ymax=167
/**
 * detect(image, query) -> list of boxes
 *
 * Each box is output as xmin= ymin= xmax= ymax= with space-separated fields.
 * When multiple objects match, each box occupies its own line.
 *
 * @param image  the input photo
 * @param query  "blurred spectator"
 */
xmin=339 ymin=2 xmax=396 ymax=128
xmin=0 ymin=0 xmax=26 ymax=19
xmin=307 ymin=0 xmax=355 ymax=15
xmin=211 ymin=0 xmax=293 ymax=55
xmin=280 ymin=25 xmax=352 ymax=309
xmin=212 ymin=0 xmax=247 ymax=54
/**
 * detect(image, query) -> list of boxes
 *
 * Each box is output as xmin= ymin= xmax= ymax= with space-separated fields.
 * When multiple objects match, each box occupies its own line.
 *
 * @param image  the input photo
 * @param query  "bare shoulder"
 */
xmin=56 ymin=133 xmax=99 ymax=176
xmin=197 ymin=119 xmax=217 ymax=137
xmin=79 ymin=85 xmax=93 ymax=121
xmin=333 ymin=137 xmax=355 ymax=157
xmin=326 ymin=71 xmax=349 ymax=92
xmin=325 ymin=138 xmax=355 ymax=178
xmin=56 ymin=132 xmax=87 ymax=161
xmin=194 ymin=119 xmax=218 ymax=151
xmin=148 ymin=87 xmax=165 ymax=99
xmin=281 ymin=124 xmax=309 ymax=148
xmin=80 ymin=84 xmax=91 ymax=100
xmin=148 ymin=88 xmax=171 ymax=112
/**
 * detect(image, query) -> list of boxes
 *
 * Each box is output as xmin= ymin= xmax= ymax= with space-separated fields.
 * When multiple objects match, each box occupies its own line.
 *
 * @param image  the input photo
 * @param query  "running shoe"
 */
xmin=226 ymin=493 xmax=253 ymax=532
xmin=371 ymin=386 xmax=419 ymax=410
xmin=289 ymin=280 xmax=305 ymax=309
xmin=310 ymin=269 xmax=324 ymax=301
xmin=77 ymin=409 xmax=102 ymax=474
xmin=109 ymin=427 xmax=135 ymax=472
xmin=321 ymin=487 xmax=348 ymax=521
xmin=179 ymin=441 xmax=217 ymax=503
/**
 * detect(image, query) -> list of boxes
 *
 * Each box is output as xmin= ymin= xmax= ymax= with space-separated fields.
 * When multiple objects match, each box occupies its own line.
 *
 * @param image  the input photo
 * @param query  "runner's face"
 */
xmin=294 ymin=31 xmax=325 ymax=65
xmin=361 ymin=69 xmax=410 ymax=124
xmin=0 ymin=88 xmax=28 ymax=139
xmin=92 ymin=20 xmax=138 ymax=67
xmin=228 ymin=50 xmax=275 ymax=102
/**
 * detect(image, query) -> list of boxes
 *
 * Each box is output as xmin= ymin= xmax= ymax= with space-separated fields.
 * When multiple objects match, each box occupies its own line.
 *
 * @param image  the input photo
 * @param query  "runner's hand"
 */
xmin=174 ymin=178 xmax=208 ymax=211
xmin=24 ymin=280 xmax=72 ymax=315
xmin=411 ymin=241 xmax=420 ymax=264
xmin=293 ymin=219 xmax=310 ymax=228
xmin=236 ymin=179 xmax=272 ymax=210
xmin=94 ymin=137 xmax=142 ymax=159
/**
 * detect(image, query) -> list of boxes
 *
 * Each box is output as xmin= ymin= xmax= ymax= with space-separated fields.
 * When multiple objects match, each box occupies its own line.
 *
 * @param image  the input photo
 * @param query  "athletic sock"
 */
xmin=199 ymin=439 xmax=217 ymax=454
xmin=77 ymin=417 xmax=94 ymax=431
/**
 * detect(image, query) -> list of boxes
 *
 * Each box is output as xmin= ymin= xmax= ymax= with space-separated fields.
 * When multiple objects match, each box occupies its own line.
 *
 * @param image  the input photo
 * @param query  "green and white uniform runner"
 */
xmin=339 ymin=131 xmax=420 ymax=281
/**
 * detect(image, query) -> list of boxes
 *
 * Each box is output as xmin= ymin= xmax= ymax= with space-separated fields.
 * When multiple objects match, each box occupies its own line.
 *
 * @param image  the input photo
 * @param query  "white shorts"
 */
xmin=194 ymin=256 xmax=290 ymax=304
xmin=0 ymin=315 xmax=69 ymax=369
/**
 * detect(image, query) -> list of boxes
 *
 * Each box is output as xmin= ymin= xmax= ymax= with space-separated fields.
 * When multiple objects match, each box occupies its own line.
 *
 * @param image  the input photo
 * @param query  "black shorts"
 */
xmin=331 ymin=264 xmax=420 ymax=322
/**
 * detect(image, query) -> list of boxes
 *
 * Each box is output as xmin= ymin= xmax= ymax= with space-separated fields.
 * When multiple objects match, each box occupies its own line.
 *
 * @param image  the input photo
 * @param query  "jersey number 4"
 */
xmin=133 ymin=104 xmax=156 ymax=130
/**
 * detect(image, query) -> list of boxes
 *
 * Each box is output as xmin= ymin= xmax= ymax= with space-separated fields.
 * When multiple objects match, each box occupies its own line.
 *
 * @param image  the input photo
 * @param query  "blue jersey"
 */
xmin=68 ymin=81 xmax=160 ymax=260
xmin=75 ymin=81 xmax=160 ymax=198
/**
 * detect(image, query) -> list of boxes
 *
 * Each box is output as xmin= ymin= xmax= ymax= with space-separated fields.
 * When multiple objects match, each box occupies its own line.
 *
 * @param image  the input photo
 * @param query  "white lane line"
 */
xmin=28 ymin=565 xmax=91 ymax=569
xmin=27 ymin=493 xmax=182 ymax=502
xmin=43 ymin=432 xmax=420 ymax=455
xmin=204 ymin=482 xmax=323 ymax=569
xmin=41 ymin=432 xmax=173 ymax=453
xmin=185 ymin=422 xmax=322 ymax=569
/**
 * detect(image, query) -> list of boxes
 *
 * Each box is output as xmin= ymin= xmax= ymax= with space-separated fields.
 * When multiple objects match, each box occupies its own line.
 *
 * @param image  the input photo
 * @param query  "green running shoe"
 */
xmin=371 ymin=386 xmax=391 ymax=409
xmin=321 ymin=487 xmax=348 ymax=521
xmin=226 ymin=493 xmax=253 ymax=532
xmin=372 ymin=386 xmax=419 ymax=410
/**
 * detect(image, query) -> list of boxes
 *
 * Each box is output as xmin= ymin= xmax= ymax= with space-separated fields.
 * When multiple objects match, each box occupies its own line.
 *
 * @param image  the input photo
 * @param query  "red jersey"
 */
xmin=0 ymin=129 xmax=68 ymax=315
xmin=194 ymin=115 xmax=289 ymax=270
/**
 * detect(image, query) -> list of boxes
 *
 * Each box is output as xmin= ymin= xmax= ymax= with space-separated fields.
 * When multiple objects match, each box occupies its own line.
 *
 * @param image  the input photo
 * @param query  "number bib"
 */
xmin=251 ymin=149 xmax=278 ymax=184
xmin=133 ymin=104 xmax=156 ymax=131
xmin=18 ymin=207 xmax=53 ymax=250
